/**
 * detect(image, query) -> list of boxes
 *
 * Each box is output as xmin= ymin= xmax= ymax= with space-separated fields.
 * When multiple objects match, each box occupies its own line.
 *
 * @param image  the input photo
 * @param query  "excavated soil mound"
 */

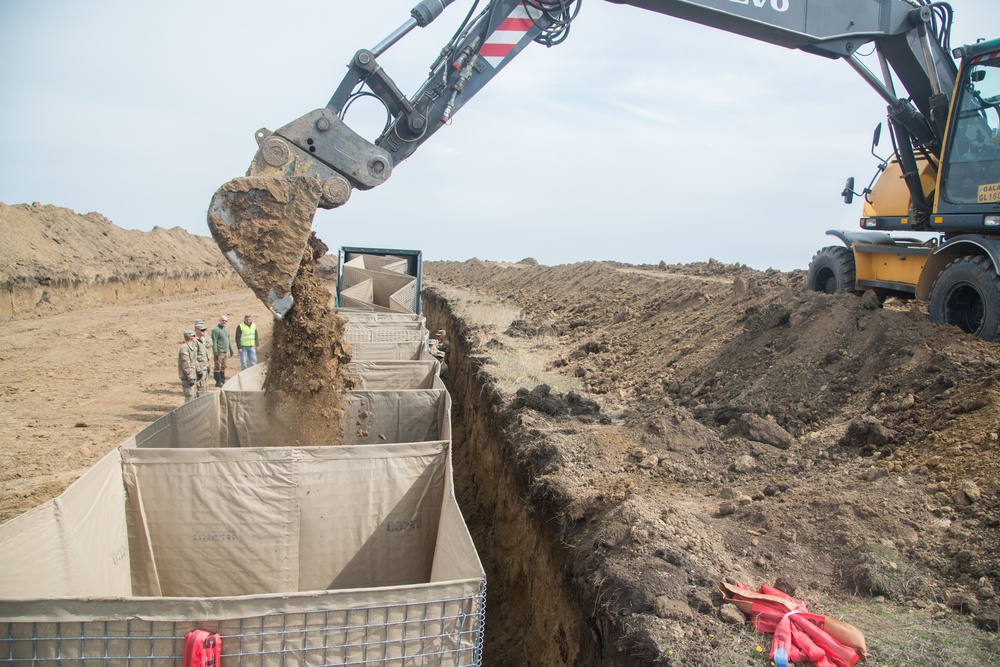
xmin=0 ymin=202 xmax=239 ymax=318
xmin=0 ymin=202 xmax=269 ymax=521
xmin=423 ymin=258 xmax=1000 ymax=665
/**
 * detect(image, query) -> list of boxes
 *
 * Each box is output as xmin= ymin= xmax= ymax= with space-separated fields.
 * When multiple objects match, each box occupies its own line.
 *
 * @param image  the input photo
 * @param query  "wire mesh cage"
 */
xmin=1 ymin=301 xmax=478 ymax=666
xmin=1 ymin=578 xmax=486 ymax=666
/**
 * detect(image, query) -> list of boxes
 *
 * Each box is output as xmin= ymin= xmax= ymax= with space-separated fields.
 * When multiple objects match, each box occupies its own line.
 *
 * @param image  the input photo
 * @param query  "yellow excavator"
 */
xmin=209 ymin=0 xmax=1000 ymax=340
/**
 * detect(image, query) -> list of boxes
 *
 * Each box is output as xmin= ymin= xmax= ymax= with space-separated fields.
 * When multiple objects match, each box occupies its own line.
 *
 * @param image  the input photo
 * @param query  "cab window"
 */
xmin=942 ymin=52 xmax=1000 ymax=205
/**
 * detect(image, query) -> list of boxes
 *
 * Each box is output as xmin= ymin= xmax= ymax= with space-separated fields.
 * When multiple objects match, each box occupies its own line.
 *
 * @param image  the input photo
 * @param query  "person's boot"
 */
xmin=214 ymin=372 xmax=224 ymax=388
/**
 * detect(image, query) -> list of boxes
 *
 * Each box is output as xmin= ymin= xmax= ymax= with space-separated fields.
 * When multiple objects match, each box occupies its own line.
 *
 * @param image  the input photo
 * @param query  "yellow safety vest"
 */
xmin=237 ymin=322 xmax=256 ymax=347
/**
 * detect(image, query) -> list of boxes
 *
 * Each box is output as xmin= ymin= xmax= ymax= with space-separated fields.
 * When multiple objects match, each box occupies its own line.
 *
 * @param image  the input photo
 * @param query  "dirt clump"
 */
xmin=263 ymin=233 xmax=354 ymax=447
xmin=206 ymin=175 xmax=355 ymax=446
xmin=207 ymin=176 xmax=322 ymax=316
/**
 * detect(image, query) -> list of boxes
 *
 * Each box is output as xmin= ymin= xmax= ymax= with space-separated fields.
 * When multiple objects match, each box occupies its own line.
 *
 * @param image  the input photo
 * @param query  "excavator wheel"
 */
xmin=207 ymin=175 xmax=322 ymax=319
xmin=806 ymin=246 xmax=859 ymax=295
xmin=928 ymin=255 xmax=1000 ymax=341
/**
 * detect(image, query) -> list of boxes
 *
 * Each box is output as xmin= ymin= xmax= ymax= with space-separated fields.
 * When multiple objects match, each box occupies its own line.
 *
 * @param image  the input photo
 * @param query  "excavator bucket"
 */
xmin=207 ymin=175 xmax=322 ymax=319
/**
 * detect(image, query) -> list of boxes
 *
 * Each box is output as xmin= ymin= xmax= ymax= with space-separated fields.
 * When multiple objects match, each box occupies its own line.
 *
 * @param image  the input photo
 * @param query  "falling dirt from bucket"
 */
xmin=262 ymin=234 xmax=354 ymax=446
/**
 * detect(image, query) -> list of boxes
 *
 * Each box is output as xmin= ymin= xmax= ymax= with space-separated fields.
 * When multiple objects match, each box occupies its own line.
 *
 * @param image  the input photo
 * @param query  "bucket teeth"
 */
xmin=208 ymin=176 xmax=322 ymax=319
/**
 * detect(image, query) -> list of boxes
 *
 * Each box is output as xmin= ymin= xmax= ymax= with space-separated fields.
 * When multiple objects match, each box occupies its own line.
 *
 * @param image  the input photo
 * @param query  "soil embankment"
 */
xmin=0 ymin=202 xmax=241 ymax=318
xmin=0 ymin=203 xmax=269 ymax=521
xmin=422 ymin=258 xmax=1000 ymax=666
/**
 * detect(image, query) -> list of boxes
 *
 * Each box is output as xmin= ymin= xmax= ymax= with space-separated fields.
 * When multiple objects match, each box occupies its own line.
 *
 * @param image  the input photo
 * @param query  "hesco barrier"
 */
xmin=336 ymin=250 xmax=422 ymax=314
xmin=0 ymin=312 xmax=484 ymax=666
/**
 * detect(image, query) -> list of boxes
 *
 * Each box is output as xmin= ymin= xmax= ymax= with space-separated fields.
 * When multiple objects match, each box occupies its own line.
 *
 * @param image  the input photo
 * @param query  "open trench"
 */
xmin=422 ymin=291 xmax=635 ymax=667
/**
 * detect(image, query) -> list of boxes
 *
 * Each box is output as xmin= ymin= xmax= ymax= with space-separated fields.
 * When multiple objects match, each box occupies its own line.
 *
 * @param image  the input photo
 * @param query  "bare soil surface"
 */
xmin=3 ymin=205 xmax=999 ymax=665
xmin=422 ymin=258 xmax=1000 ymax=665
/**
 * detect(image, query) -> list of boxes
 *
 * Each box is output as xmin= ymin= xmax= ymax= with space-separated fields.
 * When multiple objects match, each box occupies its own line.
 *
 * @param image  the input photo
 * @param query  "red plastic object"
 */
xmin=184 ymin=629 xmax=221 ymax=667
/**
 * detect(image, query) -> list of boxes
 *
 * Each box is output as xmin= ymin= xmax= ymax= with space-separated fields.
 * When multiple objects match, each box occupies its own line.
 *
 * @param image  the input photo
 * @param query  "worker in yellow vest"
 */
xmin=236 ymin=313 xmax=258 ymax=370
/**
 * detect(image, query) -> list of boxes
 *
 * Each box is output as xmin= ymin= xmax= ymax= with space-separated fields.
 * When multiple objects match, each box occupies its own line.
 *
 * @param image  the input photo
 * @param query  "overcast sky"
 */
xmin=1 ymin=1 xmax=996 ymax=270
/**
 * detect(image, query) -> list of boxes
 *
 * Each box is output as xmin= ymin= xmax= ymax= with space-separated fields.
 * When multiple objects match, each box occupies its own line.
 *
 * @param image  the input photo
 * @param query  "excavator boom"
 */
xmin=210 ymin=0 xmax=962 ymax=318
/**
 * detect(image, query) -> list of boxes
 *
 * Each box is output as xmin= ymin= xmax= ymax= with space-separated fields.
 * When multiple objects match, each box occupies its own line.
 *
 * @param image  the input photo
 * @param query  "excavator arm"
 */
xmin=210 ymin=0 xmax=958 ymax=318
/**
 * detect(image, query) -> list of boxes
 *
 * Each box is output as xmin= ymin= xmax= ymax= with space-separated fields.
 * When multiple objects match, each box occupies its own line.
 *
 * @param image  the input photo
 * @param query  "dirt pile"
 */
xmin=263 ymin=233 xmax=354 ymax=446
xmin=423 ymin=258 xmax=1000 ymax=665
xmin=0 ymin=202 xmax=239 ymax=317
xmin=0 ymin=202 xmax=271 ymax=522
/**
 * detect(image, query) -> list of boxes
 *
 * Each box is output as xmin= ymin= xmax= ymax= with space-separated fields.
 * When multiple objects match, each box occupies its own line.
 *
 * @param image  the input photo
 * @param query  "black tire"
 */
xmin=929 ymin=255 xmax=1000 ymax=341
xmin=807 ymin=246 xmax=858 ymax=294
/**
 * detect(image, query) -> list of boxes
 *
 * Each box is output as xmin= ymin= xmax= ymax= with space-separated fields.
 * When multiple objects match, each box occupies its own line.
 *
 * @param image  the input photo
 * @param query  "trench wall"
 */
xmin=424 ymin=289 xmax=634 ymax=666
xmin=1 ymin=271 xmax=243 ymax=319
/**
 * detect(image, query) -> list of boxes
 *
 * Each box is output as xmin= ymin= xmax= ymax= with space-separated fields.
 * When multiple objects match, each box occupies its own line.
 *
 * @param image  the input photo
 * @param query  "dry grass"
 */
xmin=450 ymin=291 xmax=522 ymax=330
xmin=691 ymin=601 xmax=1000 ymax=667
xmin=851 ymin=542 xmax=924 ymax=599
xmin=823 ymin=599 xmax=1000 ymax=667
xmin=685 ymin=625 xmax=775 ymax=667
xmin=743 ymin=301 xmax=791 ymax=333
xmin=485 ymin=335 xmax=582 ymax=396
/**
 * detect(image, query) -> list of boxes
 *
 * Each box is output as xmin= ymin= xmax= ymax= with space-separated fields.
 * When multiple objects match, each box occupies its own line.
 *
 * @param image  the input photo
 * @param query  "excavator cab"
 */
xmin=940 ymin=50 xmax=1000 ymax=206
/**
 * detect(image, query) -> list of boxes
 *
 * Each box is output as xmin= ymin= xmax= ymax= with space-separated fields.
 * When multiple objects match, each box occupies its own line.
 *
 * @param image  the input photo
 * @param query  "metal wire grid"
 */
xmin=1 ymin=579 xmax=485 ymax=666
xmin=344 ymin=328 xmax=426 ymax=344
xmin=390 ymin=283 xmax=418 ymax=314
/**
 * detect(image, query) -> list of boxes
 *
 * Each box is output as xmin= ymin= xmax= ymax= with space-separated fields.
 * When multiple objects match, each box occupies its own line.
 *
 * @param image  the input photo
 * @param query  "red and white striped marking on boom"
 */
xmin=970 ymin=50 xmax=998 ymax=65
xmin=479 ymin=3 xmax=542 ymax=69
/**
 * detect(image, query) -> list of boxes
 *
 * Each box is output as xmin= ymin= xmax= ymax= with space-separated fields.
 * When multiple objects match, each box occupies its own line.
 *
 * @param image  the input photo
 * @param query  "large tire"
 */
xmin=929 ymin=255 xmax=1000 ymax=341
xmin=807 ymin=246 xmax=858 ymax=294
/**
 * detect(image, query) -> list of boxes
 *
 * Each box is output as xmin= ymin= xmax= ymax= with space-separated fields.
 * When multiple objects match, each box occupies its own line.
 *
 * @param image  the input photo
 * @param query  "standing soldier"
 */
xmin=236 ymin=313 xmax=258 ymax=370
xmin=178 ymin=331 xmax=198 ymax=402
xmin=193 ymin=320 xmax=212 ymax=396
xmin=212 ymin=315 xmax=233 ymax=387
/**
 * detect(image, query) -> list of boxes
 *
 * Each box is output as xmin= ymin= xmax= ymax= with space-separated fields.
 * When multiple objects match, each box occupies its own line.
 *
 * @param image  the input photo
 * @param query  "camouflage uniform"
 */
xmin=178 ymin=332 xmax=198 ymax=402
xmin=435 ymin=330 xmax=451 ymax=359
xmin=194 ymin=321 xmax=212 ymax=396
xmin=211 ymin=316 xmax=233 ymax=387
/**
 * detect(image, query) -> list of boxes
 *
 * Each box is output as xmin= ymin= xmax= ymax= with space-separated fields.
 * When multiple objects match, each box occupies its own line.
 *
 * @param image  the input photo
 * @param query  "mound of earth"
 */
xmin=0 ymin=202 xmax=271 ymax=521
xmin=423 ymin=258 xmax=1000 ymax=664
xmin=0 ymin=202 xmax=239 ymax=318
